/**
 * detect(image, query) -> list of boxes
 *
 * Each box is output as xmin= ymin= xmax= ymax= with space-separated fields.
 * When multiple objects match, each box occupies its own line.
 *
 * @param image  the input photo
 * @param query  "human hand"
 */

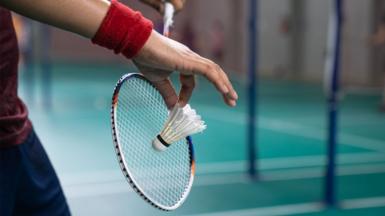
xmin=133 ymin=30 xmax=238 ymax=108
xmin=133 ymin=61 xmax=195 ymax=109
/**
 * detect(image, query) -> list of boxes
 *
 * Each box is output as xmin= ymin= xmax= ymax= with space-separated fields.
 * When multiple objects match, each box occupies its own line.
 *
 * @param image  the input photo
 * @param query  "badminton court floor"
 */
xmin=21 ymin=64 xmax=385 ymax=215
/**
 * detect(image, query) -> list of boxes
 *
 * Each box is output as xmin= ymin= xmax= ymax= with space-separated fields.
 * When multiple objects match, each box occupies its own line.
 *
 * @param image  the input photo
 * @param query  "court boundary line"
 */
xmin=63 ymin=163 xmax=385 ymax=198
xmin=59 ymin=152 xmax=385 ymax=186
xmin=195 ymin=163 xmax=385 ymax=185
xmin=198 ymin=152 xmax=385 ymax=174
xmin=186 ymin=202 xmax=325 ymax=216
xmin=341 ymin=196 xmax=385 ymax=209
xmin=199 ymin=105 xmax=385 ymax=152
xmin=187 ymin=196 xmax=385 ymax=216
xmin=282 ymin=115 xmax=385 ymax=126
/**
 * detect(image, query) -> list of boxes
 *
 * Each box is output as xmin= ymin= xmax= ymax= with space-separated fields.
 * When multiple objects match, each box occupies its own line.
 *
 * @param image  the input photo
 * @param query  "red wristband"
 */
xmin=92 ymin=0 xmax=153 ymax=58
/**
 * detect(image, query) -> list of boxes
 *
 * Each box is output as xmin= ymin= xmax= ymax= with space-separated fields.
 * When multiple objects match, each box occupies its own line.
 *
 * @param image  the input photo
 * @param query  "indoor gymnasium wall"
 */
xmin=301 ymin=0 xmax=329 ymax=83
xmin=171 ymin=0 xmax=247 ymax=75
xmin=49 ymin=0 xmax=159 ymax=65
xmin=371 ymin=0 xmax=385 ymax=86
xmin=258 ymin=0 xmax=291 ymax=78
xmin=49 ymin=0 xmax=249 ymax=75
xmin=341 ymin=0 xmax=373 ymax=86
xmin=46 ymin=0 xmax=378 ymax=86
xmin=301 ymin=0 xmax=376 ymax=86
xmin=187 ymin=0 xmax=291 ymax=78
xmin=47 ymin=0 xmax=298 ymax=79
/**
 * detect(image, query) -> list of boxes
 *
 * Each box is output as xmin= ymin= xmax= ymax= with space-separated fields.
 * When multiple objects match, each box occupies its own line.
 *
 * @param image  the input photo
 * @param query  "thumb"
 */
xmin=151 ymin=79 xmax=178 ymax=109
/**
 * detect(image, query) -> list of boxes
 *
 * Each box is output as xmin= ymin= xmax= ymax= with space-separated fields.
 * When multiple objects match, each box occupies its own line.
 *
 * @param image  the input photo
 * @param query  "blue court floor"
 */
xmin=20 ymin=63 xmax=385 ymax=215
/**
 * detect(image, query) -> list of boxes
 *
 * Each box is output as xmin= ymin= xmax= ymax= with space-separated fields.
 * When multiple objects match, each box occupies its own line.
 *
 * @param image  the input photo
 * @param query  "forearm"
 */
xmin=0 ymin=0 xmax=110 ymax=38
xmin=0 ymin=0 xmax=238 ymax=107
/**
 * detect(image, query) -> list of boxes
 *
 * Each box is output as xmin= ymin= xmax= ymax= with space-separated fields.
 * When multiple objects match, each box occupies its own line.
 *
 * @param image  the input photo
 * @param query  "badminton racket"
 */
xmin=111 ymin=4 xmax=195 ymax=211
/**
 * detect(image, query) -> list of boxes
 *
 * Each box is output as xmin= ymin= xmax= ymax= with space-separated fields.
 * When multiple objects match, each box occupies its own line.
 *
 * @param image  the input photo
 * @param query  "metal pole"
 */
xmin=325 ymin=0 xmax=343 ymax=206
xmin=247 ymin=0 xmax=258 ymax=178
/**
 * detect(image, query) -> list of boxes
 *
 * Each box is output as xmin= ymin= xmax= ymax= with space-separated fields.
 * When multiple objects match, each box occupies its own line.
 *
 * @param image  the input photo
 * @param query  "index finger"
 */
xmin=186 ymin=57 xmax=238 ymax=106
xmin=178 ymin=74 xmax=195 ymax=107
xmin=151 ymin=78 xmax=178 ymax=109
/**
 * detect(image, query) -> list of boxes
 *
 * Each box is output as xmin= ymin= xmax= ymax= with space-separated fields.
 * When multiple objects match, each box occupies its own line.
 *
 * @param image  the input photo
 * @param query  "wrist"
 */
xmin=92 ymin=0 xmax=153 ymax=58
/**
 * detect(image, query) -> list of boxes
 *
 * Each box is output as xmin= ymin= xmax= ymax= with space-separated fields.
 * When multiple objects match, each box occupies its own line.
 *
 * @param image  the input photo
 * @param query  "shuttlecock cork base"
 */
xmin=152 ymin=104 xmax=206 ymax=152
xmin=153 ymin=134 xmax=171 ymax=151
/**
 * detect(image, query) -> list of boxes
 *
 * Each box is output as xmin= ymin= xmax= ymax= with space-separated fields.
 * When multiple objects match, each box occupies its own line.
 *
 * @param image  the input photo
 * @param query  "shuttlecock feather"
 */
xmin=152 ymin=104 xmax=206 ymax=151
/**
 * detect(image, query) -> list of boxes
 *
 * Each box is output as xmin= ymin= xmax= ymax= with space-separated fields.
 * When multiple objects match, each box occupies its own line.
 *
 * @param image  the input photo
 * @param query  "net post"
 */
xmin=325 ymin=0 xmax=343 ymax=207
xmin=247 ymin=0 xmax=259 ymax=179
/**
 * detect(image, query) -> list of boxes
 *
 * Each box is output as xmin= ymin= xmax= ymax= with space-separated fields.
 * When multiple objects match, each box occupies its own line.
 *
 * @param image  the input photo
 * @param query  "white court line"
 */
xmin=264 ymin=121 xmax=385 ymax=152
xmin=60 ymin=152 xmax=385 ymax=185
xmin=198 ymin=152 xmax=385 ymax=174
xmin=261 ymin=163 xmax=385 ymax=182
xmin=64 ymin=163 xmax=385 ymax=198
xmin=199 ymin=105 xmax=385 ymax=152
xmin=341 ymin=196 xmax=385 ymax=209
xmin=197 ymin=163 xmax=385 ymax=185
xmin=279 ymin=115 xmax=385 ymax=126
xmin=187 ymin=196 xmax=385 ymax=216
xmin=186 ymin=202 xmax=325 ymax=216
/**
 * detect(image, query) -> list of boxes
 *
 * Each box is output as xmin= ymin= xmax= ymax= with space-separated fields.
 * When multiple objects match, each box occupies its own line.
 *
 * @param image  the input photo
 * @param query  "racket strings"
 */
xmin=115 ymin=77 xmax=192 ymax=208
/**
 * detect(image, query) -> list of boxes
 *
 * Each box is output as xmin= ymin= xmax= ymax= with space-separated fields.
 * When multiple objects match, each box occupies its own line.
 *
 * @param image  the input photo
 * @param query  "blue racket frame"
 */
xmin=110 ymin=73 xmax=195 ymax=211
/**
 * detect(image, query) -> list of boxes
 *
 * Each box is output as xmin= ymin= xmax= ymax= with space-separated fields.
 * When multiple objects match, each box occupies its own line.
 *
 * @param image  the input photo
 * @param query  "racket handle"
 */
xmin=163 ymin=2 xmax=174 ymax=37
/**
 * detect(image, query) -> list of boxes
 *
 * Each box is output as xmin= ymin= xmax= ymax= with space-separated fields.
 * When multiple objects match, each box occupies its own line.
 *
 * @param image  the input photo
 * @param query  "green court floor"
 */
xmin=20 ymin=64 xmax=385 ymax=215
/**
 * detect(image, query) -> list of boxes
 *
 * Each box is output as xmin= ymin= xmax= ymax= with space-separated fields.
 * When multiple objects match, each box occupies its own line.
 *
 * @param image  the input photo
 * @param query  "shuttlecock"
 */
xmin=152 ymin=104 xmax=206 ymax=151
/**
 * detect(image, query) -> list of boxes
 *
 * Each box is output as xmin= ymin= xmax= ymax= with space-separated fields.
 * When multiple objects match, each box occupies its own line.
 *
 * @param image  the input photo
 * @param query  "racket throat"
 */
xmin=152 ymin=134 xmax=171 ymax=151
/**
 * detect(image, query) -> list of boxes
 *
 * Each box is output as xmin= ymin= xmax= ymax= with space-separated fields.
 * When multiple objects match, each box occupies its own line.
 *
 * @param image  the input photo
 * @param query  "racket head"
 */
xmin=111 ymin=73 xmax=195 ymax=211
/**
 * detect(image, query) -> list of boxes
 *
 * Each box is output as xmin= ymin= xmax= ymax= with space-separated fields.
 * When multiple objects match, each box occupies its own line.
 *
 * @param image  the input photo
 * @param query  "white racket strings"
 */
xmin=114 ymin=77 xmax=193 ymax=209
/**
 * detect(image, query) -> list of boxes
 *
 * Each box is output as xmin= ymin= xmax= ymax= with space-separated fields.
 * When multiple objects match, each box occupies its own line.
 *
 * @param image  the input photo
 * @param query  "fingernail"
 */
xmin=229 ymin=100 xmax=236 ymax=107
xmin=228 ymin=92 xmax=238 ymax=100
xmin=227 ymin=91 xmax=238 ymax=100
xmin=234 ymin=91 xmax=239 ymax=100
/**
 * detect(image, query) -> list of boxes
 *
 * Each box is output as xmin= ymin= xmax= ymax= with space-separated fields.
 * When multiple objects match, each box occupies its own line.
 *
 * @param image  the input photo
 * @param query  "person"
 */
xmin=0 ymin=0 xmax=238 ymax=215
xmin=371 ymin=11 xmax=385 ymax=112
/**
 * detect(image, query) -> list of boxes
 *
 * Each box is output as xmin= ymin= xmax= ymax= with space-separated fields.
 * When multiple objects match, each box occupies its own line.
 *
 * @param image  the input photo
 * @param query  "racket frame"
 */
xmin=111 ymin=73 xmax=195 ymax=211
